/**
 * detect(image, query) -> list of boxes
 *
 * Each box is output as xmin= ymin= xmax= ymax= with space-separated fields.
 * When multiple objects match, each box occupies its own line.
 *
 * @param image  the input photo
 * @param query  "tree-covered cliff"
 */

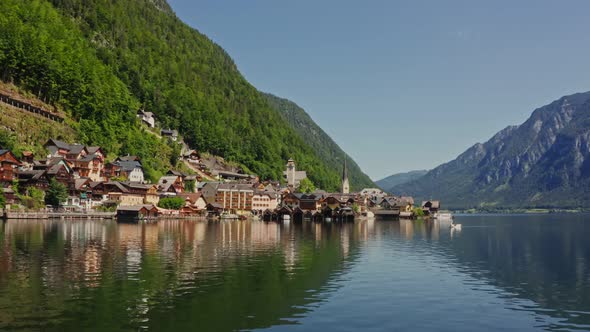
xmin=0 ymin=0 xmax=370 ymax=190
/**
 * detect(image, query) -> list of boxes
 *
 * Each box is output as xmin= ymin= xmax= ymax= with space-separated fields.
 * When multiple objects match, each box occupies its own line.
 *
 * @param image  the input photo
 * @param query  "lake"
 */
xmin=0 ymin=214 xmax=589 ymax=331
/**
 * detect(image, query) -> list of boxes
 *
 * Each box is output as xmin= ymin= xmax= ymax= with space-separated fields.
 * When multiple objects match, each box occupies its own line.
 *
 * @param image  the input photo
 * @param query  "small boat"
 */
xmin=282 ymin=214 xmax=291 ymax=221
xmin=220 ymin=213 xmax=239 ymax=221
xmin=450 ymin=222 xmax=462 ymax=231
xmin=434 ymin=212 xmax=453 ymax=220
xmin=325 ymin=217 xmax=332 ymax=223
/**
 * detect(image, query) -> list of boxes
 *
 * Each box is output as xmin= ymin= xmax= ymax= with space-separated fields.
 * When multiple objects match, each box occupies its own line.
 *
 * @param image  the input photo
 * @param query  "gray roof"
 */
xmin=116 ymin=155 xmax=141 ymax=162
xmin=86 ymin=146 xmax=101 ymax=154
xmin=117 ymin=204 xmax=157 ymax=212
xmin=161 ymin=129 xmax=178 ymax=136
xmin=117 ymin=160 xmax=142 ymax=172
xmin=79 ymin=154 xmax=99 ymax=162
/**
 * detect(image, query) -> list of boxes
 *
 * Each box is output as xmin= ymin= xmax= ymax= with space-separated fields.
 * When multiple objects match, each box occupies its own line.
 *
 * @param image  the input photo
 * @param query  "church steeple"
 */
xmin=342 ymin=156 xmax=350 ymax=194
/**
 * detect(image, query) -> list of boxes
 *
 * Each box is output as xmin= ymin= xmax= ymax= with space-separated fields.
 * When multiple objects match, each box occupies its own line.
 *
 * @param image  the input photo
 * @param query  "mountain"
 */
xmin=263 ymin=93 xmax=375 ymax=191
xmin=392 ymin=92 xmax=590 ymax=209
xmin=376 ymin=170 xmax=428 ymax=192
xmin=0 ymin=0 xmax=367 ymax=190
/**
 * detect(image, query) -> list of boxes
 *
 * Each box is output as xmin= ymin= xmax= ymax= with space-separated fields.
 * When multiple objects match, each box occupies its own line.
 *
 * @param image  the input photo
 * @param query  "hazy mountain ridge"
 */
xmin=392 ymin=92 xmax=590 ymax=209
xmin=376 ymin=170 xmax=428 ymax=192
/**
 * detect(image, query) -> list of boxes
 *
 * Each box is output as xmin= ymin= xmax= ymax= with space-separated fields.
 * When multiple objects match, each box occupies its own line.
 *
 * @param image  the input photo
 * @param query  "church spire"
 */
xmin=342 ymin=156 xmax=350 ymax=194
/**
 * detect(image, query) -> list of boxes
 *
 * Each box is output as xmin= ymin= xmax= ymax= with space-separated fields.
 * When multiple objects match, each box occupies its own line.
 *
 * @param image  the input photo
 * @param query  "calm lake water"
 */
xmin=1 ymin=214 xmax=589 ymax=331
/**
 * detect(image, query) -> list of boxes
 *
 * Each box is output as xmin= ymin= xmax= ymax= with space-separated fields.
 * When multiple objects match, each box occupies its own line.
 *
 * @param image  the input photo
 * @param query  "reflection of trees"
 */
xmin=0 ymin=220 xmax=367 ymax=331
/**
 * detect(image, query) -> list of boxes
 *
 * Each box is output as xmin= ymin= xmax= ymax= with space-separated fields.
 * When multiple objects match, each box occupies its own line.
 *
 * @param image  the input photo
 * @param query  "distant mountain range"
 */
xmin=390 ymin=92 xmax=590 ymax=209
xmin=376 ymin=170 xmax=428 ymax=193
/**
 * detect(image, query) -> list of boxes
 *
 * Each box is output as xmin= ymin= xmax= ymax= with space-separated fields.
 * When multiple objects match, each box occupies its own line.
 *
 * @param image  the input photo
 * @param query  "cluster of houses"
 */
xmin=0 ymin=139 xmax=441 ymax=221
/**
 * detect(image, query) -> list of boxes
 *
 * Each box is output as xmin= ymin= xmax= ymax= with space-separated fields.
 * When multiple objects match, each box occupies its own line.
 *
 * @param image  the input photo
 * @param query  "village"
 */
xmin=0 ymin=136 xmax=442 ymax=222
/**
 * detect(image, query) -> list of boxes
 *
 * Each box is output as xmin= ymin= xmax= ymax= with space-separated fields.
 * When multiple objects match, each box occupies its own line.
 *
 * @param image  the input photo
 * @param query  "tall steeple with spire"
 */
xmin=342 ymin=156 xmax=350 ymax=194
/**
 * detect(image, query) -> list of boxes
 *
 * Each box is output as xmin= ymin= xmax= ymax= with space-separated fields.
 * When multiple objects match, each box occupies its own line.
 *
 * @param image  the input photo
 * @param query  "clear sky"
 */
xmin=167 ymin=0 xmax=590 ymax=180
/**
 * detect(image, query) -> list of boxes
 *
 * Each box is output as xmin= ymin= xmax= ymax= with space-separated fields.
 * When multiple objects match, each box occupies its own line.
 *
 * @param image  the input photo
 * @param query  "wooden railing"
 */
xmin=0 ymin=92 xmax=64 ymax=123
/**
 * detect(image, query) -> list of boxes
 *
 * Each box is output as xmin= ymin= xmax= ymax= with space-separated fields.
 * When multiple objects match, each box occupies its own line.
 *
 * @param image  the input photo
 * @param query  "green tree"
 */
xmin=158 ymin=197 xmax=185 ymax=210
xmin=45 ymin=178 xmax=68 ymax=208
xmin=184 ymin=180 xmax=196 ymax=193
xmin=413 ymin=207 xmax=425 ymax=217
xmin=0 ymin=189 xmax=5 ymax=209
xmin=297 ymin=178 xmax=316 ymax=194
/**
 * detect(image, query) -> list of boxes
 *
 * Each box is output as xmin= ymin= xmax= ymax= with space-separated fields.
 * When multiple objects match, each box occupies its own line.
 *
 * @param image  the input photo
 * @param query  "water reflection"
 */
xmin=0 ymin=220 xmax=364 ymax=331
xmin=1 ymin=216 xmax=590 ymax=331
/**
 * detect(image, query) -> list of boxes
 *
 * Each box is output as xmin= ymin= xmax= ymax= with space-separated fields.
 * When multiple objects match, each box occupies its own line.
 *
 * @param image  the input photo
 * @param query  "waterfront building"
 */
xmin=252 ymin=189 xmax=279 ymax=213
xmin=215 ymin=183 xmax=254 ymax=213
xmin=421 ymin=200 xmax=440 ymax=215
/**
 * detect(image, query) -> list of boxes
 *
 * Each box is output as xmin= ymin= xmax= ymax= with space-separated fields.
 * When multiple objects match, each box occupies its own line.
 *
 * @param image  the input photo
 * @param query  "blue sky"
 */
xmin=167 ymin=0 xmax=590 ymax=180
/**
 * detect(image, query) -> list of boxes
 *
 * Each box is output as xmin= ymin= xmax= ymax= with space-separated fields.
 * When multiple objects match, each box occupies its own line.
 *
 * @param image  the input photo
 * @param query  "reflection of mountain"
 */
xmin=440 ymin=215 xmax=590 ymax=328
xmin=0 ymin=220 xmax=364 ymax=331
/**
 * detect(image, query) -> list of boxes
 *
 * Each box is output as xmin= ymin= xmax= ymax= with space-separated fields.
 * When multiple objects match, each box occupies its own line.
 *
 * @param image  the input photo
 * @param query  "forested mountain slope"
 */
xmin=376 ymin=170 xmax=428 ymax=193
xmin=0 ymin=0 xmax=369 ymax=190
xmin=263 ymin=93 xmax=374 ymax=191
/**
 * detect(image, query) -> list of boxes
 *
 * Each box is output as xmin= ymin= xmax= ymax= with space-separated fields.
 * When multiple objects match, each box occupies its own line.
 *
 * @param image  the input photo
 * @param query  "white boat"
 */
xmin=220 ymin=213 xmax=239 ymax=221
xmin=450 ymin=223 xmax=462 ymax=231
xmin=282 ymin=214 xmax=291 ymax=221
xmin=325 ymin=217 xmax=332 ymax=223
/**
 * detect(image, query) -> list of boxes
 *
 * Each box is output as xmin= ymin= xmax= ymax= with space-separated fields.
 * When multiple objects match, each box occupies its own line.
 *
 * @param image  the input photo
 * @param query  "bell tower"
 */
xmin=342 ymin=157 xmax=350 ymax=194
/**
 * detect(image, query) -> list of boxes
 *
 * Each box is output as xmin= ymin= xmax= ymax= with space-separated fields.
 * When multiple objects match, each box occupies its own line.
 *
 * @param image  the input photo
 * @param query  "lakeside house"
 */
xmin=158 ymin=175 xmax=184 ymax=195
xmin=252 ymin=188 xmax=279 ymax=213
xmin=0 ymin=149 xmax=21 ymax=184
xmin=214 ymin=183 xmax=254 ymax=213
xmin=421 ymin=200 xmax=440 ymax=215
xmin=44 ymin=139 xmax=105 ymax=182
xmin=117 ymin=204 xmax=159 ymax=221
xmin=104 ymin=160 xmax=144 ymax=183
xmin=0 ymin=145 xmax=433 ymax=219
